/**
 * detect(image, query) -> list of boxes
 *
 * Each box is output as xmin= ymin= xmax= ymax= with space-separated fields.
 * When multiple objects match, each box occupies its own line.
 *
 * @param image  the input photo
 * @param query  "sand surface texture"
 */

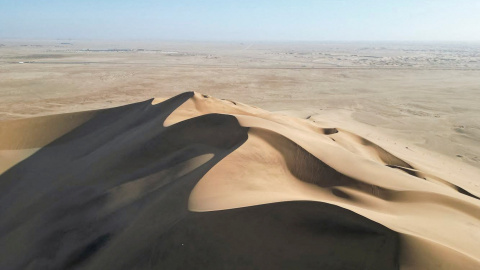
xmin=1 ymin=92 xmax=479 ymax=269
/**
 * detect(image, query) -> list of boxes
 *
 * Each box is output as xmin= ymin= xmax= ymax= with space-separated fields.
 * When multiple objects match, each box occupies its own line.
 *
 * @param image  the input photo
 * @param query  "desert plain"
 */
xmin=1 ymin=40 xmax=480 ymax=168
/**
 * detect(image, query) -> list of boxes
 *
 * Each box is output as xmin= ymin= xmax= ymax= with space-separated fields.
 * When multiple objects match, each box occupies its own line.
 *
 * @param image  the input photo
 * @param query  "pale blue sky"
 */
xmin=1 ymin=0 xmax=479 ymax=41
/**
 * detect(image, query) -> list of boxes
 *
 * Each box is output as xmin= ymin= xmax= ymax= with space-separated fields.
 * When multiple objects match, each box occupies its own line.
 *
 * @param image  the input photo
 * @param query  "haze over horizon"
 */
xmin=1 ymin=0 xmax=480 ymax=42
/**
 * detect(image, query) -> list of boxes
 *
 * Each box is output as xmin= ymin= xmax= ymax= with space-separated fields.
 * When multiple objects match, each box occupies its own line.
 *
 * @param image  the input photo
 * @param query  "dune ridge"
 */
xmin=1 ymin=92 xmax=479 ymax=269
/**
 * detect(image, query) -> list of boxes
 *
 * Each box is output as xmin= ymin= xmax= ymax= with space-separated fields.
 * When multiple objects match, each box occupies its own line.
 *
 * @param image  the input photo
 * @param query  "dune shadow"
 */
xmin=0 ymin=92 xmax=249 ymax=269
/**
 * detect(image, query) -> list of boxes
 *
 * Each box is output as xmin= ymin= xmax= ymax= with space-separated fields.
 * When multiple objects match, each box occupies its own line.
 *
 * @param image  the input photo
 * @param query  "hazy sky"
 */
xmin=1 ymin=0 xmax=480 ymax=41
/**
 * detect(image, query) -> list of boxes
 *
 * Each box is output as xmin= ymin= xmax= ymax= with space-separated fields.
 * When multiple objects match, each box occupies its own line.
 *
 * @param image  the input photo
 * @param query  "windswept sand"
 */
xmin=0 ymin=92 xmax=479 ymax=269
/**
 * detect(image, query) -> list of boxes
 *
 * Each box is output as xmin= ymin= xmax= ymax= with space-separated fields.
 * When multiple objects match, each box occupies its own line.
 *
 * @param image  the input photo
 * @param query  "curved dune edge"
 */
xmin=0 ymin=92 xmax=479 ymax=269
xmin=0 ymin=109 xmax=100 ymax=174
xmin=164 ymin=92 xmax=480 ymax=268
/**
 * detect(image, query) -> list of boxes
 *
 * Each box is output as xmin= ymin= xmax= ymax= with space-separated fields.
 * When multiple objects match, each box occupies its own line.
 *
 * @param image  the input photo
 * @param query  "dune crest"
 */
xmin=1 ymin=92 xmax=479 ymax=269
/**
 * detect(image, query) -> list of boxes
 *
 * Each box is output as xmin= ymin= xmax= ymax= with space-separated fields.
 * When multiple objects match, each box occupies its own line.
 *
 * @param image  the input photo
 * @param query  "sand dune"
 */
xmin=1 ymin=92 xmax=479 ymax=269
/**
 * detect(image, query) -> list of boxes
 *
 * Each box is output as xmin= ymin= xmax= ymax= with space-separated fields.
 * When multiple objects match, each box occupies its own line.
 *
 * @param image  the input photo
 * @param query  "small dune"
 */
xmin=0 ymin=92 xmax=479 ymax=269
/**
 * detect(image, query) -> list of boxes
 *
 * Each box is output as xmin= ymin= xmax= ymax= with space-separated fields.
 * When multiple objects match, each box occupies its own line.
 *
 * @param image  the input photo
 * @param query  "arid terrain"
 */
xmin=1 ymin=40 xmax=479 ymax=169
xmin=1 ymin=40 xmax=480 ymax=269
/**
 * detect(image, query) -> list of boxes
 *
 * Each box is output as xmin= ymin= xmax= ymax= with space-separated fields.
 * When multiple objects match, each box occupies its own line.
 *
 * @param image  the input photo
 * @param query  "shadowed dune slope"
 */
xmin=1 ymin=92 xmax=480 ymax=269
